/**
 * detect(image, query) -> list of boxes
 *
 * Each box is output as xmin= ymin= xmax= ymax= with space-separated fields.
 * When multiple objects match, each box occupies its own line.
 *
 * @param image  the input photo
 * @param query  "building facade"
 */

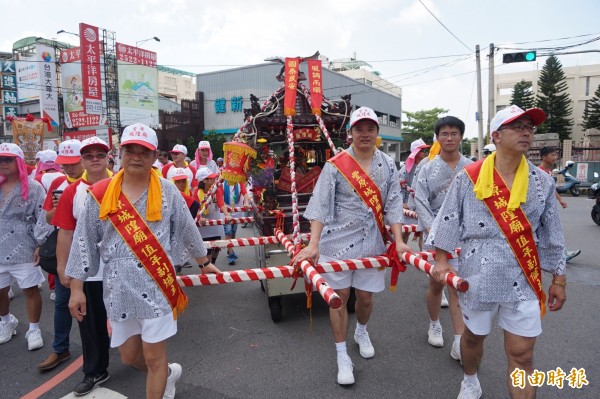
xmin=495 ymin=63 xmax=600 ymax=143
xmin=197 ymin=62 xmax=404 ymax=162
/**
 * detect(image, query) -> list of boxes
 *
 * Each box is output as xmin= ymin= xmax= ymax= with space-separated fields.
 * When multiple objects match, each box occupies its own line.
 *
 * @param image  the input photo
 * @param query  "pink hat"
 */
xmin=80 ymin=137 xmax=109 ymax=153
xmin=56 ymin=140 xmax=82 ymax=164
xmin=350 ymin=106 xmax=379 ymax=128
xmin=169 ymin=144 xmax=188 ymax=155
xmin=167 ymin=167 xmax=189 ymax=181
xmin=121 ymin=123 xmax=158 ymax=151
xmin=490 ymin=105 xmax=546 ymax=133
xmin=405 ymin=138 xmax=430 ymax=173
xmin=0 ymin=143 xmax=25 ymax=159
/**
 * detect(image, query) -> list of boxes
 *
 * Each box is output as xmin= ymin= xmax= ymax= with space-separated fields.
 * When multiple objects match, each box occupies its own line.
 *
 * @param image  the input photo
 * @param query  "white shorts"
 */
xmin=0 ymin=262 xmax=45 ymax=290
xmin=318 ymin=254 xmax=386 ymax=293
xmin=460 ymin=299 xmax=542 ymax=338
xmin=110 ymin=312 xmax=177 ymax=348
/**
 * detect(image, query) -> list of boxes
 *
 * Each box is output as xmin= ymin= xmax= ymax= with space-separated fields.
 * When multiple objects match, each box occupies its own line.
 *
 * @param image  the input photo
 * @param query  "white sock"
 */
xmin=335 ymin=342 xmax=347 ymax=356
xmin=29 ymin=322 xmax=40 ymax=331
xmin=454 ymin=335 xmax=461 ymax=346
xmin=0 ymin=313 xmax=11 ymax=322
xmin=464 ymin=373 xmax=479 ymax=386
xmin=355 ymin=322 xmax=367 ymax=335
xmin=430 ymin=319 xmax=441 ymax=328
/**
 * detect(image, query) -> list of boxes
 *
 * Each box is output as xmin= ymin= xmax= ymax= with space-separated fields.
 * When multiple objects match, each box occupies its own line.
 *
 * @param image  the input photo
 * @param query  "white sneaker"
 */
xmin=353 ymin=331 xmax=375 ymax=358
xmin=8 ymin=287 xmax=15 ymax=300
xmin=0 ymin=315 xmax=18 ymax=344
xmin=336 ymin=354 xmax=355 ymax=385
xmin=50 ymin=292 xmax=55 ymax=301
xmin=450 ymin=340 xmax=461 ymax=361
xmin=163 ymin=363 xmax=182 ymax=399
xmin=457 ymin=380 xmax=482 ymax=399
xmin=441 ymin=290 xmax=449 ymax=308
xmin=25 ymin=329 xmax=44 ymax=350
xmin=428 ymin=323 xmax=444 ymax=347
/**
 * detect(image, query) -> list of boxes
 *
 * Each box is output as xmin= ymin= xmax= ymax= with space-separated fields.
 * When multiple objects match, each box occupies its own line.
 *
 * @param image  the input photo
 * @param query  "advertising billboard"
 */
xmin=60 ymin=47 xmax=107 ymax=128
xmin=116 ymin=42 xmax=158 ymax=128
xmin=15 ymin=56 xmax=39 ymax=102
xmin=36 ymin=44 xmax=60 ymax=128
xmin=79 ymin=23 xmax=103 ymax=115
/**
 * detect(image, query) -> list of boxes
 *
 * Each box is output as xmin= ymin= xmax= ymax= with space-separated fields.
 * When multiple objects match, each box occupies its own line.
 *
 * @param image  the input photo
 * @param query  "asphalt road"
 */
xmin=1 ymin=195 xmax=598 ymax=399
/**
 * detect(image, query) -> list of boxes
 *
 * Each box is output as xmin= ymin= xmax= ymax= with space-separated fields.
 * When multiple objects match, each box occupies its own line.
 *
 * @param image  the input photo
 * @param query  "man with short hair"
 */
xmin=428 ymin=105 xmax=566 ymax=399
xmin=41 ymin=137 xmax=113 ymax=394
xmin=161 ymin=144 xmax=196 ymax=188
xmin=67 ymin=123 xmax=220 ymax=399
xmin=294 ymin=107 xmax=411 ymax=386
xmin=538 ymin=146 xmax=581 ymax=263
xmin=0 ymin=143 xmax=46 ymax=351
xmin=414 ymin=116 xmax=470 ymax=361
xmin=157 ymin=150 xmax=171 ymax=167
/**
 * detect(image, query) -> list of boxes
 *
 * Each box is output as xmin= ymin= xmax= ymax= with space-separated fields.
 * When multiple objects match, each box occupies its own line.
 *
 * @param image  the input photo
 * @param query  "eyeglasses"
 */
xmin=438 ymin=132 xmax=462 ymax=138
xmin=0 ymin=157 xmax=15 ymax=164
xmin=81 ymin=153 xmax=108 ymax=160
xmin=499 ymin=123 xmax=537 ymax=133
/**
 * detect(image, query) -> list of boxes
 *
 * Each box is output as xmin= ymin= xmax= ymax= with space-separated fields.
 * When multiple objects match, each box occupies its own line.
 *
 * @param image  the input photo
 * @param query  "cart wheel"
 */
xmin=269 ymin=296 xmax=283 ymax=322
xmin=347 ymin=287 xmax=356 ymax=313
xmin=592 ymin=208 xmax=600 ymax=226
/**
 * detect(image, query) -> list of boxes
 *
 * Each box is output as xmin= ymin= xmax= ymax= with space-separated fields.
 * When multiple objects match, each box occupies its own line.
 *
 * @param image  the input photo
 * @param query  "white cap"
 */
xmin=490 ymin=105 xmax=546 ymax=133
xmin=167 ymin=167 xmax=189 ymax=181
xmin=37 ymin=149 xmax=58 ymax=164
xmin=0 ymin=143 xmax=25 ymax=159
xmin=483 ymin=143 xmax=496 ymax=153
xmin=80 ymin=137 xmax=109 ymax=153
xmin=56 ymin=139 xmax=82 ymax=164
xmin=350 ymin=106 xmax=379 ymax=128
xmin=195 ymin=167 xmax=219 ymax=182
xmin=169 ymin=144 xmax=188 ymax=155
xmin=197 ymin=140 xmax=211 ymax=149
xmin=121 ymin=123 xmax=158 ymax=151
xmin=410 ymin=138 xmax=430 ymax=153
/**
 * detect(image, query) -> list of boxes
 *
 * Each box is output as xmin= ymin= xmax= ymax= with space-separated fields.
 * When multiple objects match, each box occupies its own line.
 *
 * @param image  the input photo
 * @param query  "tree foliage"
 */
xmin=511 ymin=80 xmax=535 ymax=110
xmin=402 ymin=108 xmax=448 ymax=143
xmin=582 ymin=83 xmax=600 ymax=131
xmin=535 ymin=55 xmax=574 ymax=140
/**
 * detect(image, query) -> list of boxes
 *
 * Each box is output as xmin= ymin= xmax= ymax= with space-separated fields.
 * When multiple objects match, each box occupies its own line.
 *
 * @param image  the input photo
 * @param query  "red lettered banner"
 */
xmin=308 ymin=59 xmax=322 ymax=115
xmin=293 ymin=127 xmax=319 ymax=141
xmin=464 ymin=161 xmax=547 ymax=317
xmin=79 ymin=23 xmax=102 ymax=115
xmin=284 ymin=58 xmax=299 ymax=116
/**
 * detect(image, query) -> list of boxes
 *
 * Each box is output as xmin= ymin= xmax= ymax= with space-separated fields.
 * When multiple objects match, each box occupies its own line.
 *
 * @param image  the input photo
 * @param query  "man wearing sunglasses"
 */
xmin=428 ymin=105 xmax=566 ymax=399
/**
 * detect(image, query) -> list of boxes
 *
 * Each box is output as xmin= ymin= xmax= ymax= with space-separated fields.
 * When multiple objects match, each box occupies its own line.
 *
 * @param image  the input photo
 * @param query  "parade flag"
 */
xmin=307 ymin=59 xmax=323 ymax=115
xmin=283 ymin=58 xmax=299 ymax=116
xmin=11 ymin=117 xmax=44 ymax=163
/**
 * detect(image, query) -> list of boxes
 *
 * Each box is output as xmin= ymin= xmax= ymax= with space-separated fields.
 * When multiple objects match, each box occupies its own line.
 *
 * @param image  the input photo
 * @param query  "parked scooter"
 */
xmin=553 ymin=160 xmax=582 ymax=196
xmin=590 ymin=172 xmax=600 ymax=226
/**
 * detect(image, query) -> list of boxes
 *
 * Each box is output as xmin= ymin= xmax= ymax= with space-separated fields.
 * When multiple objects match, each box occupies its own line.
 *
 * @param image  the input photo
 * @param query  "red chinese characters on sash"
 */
xmin=307 ymin=59 xmax=322 ymax=115
xmin=464 ymin=162 xmax=547 ymax=317
xmin=284 ymin=58 xmax=299 ymax=116
xmin=329 ymin=151 xmax=406 ymax=288
xmin=89 ymin=180 xmax=188 ymax=319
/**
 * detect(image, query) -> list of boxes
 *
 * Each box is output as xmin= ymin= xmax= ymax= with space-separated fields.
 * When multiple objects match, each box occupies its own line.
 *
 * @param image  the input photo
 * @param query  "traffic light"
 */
xmin=502 ymin=51 xmax=537 ymax=64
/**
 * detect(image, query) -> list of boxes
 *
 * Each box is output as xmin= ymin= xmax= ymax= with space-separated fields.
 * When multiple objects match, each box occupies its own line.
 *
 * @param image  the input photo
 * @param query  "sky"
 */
xmin=2 ymin=0 xmax=600 ymax=139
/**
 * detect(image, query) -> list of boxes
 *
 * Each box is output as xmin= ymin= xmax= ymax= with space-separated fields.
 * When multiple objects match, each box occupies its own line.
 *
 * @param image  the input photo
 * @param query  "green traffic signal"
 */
xmin=502 ymin=51 xmax=537 ymax=64
xmin=525 ymin=51 xmax=536 ymax=61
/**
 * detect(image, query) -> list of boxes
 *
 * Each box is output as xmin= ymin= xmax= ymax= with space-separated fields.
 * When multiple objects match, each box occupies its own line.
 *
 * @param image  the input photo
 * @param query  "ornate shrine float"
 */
xmin=178 ymin=53 xmax=467 ymax=322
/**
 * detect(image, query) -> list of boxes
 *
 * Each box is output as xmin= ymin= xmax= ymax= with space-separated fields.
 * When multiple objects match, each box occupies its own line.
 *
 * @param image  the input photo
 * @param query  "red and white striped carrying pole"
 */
xmin=401 ymin=252 xmax=468 ymax=292
xmin=198 ymin=217 xmax=254 ymax=226
xmin=225 ymin=206 xmax=252 ymax=213
xmin=274 ymin=228 xmax=342 ymax=309
xmin=196 ymin=175 xmax=224 ymax=222
xmin=285 ymin=115 xmax=301 ymax=246
xmin=177 ymin=256 xmax=390 ymax=287
xmin=413 ymin=249 xmax=461 ymax=262
xmin=403 ymin=209 xmax=418 ymax=220
xmin=204 ymin=234 xmax=311 ymax=249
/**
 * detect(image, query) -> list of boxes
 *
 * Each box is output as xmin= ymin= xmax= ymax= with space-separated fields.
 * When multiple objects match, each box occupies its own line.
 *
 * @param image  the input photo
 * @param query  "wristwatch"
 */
xmin=200 ymin=260 xmax=211 ymax=268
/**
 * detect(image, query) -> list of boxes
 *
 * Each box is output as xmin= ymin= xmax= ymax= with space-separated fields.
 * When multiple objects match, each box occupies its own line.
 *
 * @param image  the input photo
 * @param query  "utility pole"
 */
xmin=476 ymin=45 xmax=484 ymax=159
xmin=487 ymin=43 xmax=495 ymax=144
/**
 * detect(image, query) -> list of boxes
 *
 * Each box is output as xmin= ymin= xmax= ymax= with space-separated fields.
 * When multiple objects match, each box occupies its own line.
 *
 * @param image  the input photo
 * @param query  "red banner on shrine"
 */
xmin=308 ymin=59 xmax=323 ymax=115
xmin=284 ymin=58 xmax=299 ymax=116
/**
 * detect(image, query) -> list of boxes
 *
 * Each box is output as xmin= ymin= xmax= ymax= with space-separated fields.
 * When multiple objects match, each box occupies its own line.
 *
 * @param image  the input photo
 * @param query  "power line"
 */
xmin=499 ymin=32 xmax=600 ymax=46
xmin=417 ymin=0 xmax=473 ymax=53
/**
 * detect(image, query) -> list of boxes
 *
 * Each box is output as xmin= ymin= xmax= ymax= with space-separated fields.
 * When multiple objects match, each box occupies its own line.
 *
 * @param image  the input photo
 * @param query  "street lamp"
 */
xmin=56 ymin=30 xmax=79 ymax=37
xmin=136 ymin=37 xmax=160 ymax=48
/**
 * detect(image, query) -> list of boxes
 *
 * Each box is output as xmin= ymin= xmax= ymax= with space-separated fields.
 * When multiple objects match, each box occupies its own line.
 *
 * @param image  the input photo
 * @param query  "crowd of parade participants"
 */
xmin=0 ymin=105 xmax=569 ymax=399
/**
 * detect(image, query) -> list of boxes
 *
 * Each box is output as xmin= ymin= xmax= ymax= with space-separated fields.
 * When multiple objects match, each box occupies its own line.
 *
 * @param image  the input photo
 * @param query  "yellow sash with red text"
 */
xmin=465 ymin=162 xmax=546 ymax=317
xmin=329 ymin=151 xmax=405 ymax=289
xmin=89 ymin=179 xmax=188 ymax=319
